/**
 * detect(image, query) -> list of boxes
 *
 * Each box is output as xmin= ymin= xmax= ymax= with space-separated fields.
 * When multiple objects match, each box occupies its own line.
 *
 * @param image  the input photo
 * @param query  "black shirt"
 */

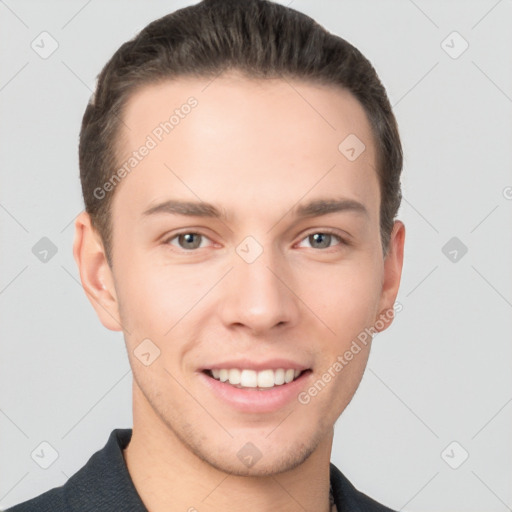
xmin=5 ymin=429 xmax=396 ymax=512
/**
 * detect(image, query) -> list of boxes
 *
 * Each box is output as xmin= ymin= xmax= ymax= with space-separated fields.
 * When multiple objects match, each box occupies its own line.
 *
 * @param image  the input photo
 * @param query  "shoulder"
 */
xmin=330 ymin=462 xmax=397 ymax=512
xmin=4 ymin=429 xmax=142 ymax=512
xmin=4 ymin=486 xmax=67 ymax=512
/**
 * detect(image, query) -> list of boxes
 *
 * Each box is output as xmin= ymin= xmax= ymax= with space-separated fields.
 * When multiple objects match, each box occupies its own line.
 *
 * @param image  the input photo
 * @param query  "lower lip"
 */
xmin=199 ymin=371 xmax=312 ymax=414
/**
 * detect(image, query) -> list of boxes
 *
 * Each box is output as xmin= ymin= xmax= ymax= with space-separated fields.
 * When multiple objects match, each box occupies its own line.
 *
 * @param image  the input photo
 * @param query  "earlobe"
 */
xmin=374 ymin=220 xmax=405 ymax=333
xmin=72 ymin=211 xmax=123 ymax=332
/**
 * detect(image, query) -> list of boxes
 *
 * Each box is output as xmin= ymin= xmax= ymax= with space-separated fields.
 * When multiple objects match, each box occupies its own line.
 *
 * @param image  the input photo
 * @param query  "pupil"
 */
xmin=181 ymin=233 xmax=200 ymax=249
xmin=311 ymin=233 xmax=330 ymax=248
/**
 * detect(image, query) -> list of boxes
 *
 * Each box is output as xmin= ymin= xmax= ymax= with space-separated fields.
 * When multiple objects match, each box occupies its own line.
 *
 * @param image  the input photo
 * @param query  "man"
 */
xmin=6 ymin=0 xmax=405 ymax=510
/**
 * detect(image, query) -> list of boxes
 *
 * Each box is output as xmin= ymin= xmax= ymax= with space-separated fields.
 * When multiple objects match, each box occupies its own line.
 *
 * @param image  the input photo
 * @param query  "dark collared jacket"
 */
xmin=5 ymin=429 xmax=397 ymax=512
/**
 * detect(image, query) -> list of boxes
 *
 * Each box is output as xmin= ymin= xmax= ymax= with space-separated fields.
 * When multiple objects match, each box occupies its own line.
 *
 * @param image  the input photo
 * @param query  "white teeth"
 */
xmin=284 ymin=369 xmax=295 ymax=383
xmin=257 ymin=369 xmax=275 ymax=388
xmin=274 ymin=368 xmax=285 ymax=385
xmin=208 ymin=368 xmax=304 ymax=388
xmin=240 ymin=369 xmax=258 ymax=387
xmin=228 ymin=368 xmax=241 ymax=385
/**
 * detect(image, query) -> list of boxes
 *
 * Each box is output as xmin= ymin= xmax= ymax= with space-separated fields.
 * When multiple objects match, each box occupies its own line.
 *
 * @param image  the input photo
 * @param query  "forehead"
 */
xmin=120 ymin=72 xmax=375 ymax=153
xmin=113 ymin=72 xmax=379 ymax=221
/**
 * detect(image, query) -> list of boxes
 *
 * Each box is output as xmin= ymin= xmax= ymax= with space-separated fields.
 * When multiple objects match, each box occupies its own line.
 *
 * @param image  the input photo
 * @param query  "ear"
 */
xmin=72 ymin=211 xmax=123 ymax=331
xmin=374 ymin=220 xmax=405 ymax=333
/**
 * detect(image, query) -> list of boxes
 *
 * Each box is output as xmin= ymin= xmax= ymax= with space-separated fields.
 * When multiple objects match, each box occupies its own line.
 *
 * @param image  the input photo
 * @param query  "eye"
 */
xmin=162 ymin=230 xmax=348 ymax=252
xmin=164 ymin=232 xmax=213 ymax=251
xmin=297 ymin=230 xmax=346 ymax=250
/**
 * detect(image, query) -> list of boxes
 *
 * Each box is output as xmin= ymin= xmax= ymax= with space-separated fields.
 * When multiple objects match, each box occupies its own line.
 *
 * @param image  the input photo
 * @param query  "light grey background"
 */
xmin=1 ymin=1 xmax=511 ymax=511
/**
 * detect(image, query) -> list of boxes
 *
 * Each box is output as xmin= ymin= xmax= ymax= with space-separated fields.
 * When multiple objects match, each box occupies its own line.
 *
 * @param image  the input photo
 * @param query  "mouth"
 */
xmin=198 ymin=359 xmax=313 ymax=413
xmin=203 ymin=368 xmax=310 ymax=390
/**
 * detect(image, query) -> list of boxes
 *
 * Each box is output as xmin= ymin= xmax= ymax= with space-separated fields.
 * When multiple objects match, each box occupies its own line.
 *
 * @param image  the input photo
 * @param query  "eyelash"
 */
xmin=162 ymin=229 xmax=349 ymax=252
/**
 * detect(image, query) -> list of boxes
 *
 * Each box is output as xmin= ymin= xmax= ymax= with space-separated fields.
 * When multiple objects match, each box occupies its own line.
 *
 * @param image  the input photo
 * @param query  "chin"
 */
xmin=194 ymin=439 xmax=317 ymax=477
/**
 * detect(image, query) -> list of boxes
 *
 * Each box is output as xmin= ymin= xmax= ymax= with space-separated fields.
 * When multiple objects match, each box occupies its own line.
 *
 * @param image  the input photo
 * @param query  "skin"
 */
xmin=73 ymin=70 xmax=405 ymax=512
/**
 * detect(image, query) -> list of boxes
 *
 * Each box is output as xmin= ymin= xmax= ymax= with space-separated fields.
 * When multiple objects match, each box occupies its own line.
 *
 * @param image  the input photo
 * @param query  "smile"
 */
xmin=205 ymin=368 xmax=304 ymax=389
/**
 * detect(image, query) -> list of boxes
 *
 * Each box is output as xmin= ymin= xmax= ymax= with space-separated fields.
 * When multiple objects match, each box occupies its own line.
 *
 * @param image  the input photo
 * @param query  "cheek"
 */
xmin=299 ymin=258 xmax=382 ymax=333
xmin=116 ymin=255 xmax=207 ymax=335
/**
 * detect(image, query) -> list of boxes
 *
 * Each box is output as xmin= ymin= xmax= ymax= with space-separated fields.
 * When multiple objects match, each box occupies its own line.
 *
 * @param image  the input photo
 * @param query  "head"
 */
xmin=74 ymin=0 xmax=405 ymax=476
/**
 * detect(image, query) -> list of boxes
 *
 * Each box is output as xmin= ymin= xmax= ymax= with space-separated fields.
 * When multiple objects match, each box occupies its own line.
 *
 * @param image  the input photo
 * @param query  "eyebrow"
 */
xmin=142 ymin=197 xmax=368 ymax=221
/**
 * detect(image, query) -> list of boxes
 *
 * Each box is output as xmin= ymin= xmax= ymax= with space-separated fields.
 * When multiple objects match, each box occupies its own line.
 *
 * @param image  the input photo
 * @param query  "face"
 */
xmin=76 ymin=71 xmax=404 ymax=476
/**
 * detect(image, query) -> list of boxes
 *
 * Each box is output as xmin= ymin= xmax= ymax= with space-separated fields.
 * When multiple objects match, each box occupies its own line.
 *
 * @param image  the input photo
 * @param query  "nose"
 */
xmin=218 ymin=246 xmax=300 ymax=336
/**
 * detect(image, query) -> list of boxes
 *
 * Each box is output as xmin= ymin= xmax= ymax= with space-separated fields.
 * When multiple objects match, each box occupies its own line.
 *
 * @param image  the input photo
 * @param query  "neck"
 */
xmin=123 ymin=382 xmax=334 ymax=512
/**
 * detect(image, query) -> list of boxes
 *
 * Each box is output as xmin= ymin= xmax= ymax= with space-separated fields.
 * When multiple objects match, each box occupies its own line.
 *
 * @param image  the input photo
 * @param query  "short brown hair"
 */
xmin=79 ymin=0 xmax=402 ymax=266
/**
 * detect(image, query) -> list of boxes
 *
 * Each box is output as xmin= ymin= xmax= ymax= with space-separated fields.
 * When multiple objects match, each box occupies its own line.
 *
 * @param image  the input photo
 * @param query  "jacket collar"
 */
xmin=63 ymin=428 xmax=387 ymax=512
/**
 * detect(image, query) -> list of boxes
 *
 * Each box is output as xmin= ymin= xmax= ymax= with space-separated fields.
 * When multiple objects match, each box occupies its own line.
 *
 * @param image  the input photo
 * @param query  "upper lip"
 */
xmin=201 ymin=358 xmax=310 ymax=372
